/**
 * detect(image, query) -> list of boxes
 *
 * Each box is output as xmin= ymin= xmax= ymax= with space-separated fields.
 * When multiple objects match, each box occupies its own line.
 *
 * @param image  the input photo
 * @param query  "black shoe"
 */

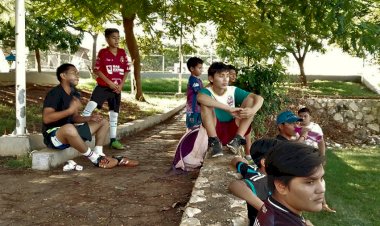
xmin=208 ymin=137 xmax=223 ymax=158
xmin=227 ymin=135 xmax=246 ymax=154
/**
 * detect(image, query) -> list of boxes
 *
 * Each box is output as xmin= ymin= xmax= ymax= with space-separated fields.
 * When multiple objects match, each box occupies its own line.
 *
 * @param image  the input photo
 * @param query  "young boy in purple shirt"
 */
xmin=185 ymin=57 xmax=204 ymax=130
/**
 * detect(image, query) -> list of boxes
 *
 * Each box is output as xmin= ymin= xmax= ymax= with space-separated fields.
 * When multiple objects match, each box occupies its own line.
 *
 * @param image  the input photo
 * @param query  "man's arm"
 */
xmin=94 ymin=70 xmax=118 ymax=91
xmin=229 ymin=180 xmax=264 ymax=210
xmin=318 ymin=137 xmax=326 ymax=156
xmin=238 ymin=93 xmax=264 ymax=119
xmin=230 ymin=156 xmax=248 ymax=169
xmin=72 ymin=113 xmax=103 ymax=123
xmin=42 ymin=98 xmax=81 ymax=124
xmin=197 ymin=93 xmax=242 ymax=115
xmin=115 ymin=71 xmax=129 ymax=94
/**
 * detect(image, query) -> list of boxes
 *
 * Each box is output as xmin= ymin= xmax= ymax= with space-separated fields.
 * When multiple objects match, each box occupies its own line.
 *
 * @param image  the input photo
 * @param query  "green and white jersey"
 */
xmin=199 ymin=86 xmax=250 ymax=122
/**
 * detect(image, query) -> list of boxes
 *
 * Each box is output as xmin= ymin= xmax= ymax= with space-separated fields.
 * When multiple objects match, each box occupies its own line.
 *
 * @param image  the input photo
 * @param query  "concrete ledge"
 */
xmin=31 ymin=102 xmax=185 ymax=170
xmin=0 ymin=136 xmax=31 ymax=156
xmin=32 ymin=147 xmax=82 ymax=171
xmin=116 ymin=102 xmax=186 ymax=138
xmin=288 ymin=74 xmax=362 ymax=82
xmin=180 ymin=152 xmax=249 ymax=226
xmin=362 ymin=74 xmax=380 ymax=95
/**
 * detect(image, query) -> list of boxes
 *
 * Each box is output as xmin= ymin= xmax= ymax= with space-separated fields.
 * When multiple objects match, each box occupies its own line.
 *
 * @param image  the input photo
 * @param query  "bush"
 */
xmin=235 ymin=63 xmax=288 ymax=137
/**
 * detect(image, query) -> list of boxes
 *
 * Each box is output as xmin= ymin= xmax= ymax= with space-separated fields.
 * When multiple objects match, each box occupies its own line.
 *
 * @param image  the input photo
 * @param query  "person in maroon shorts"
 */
xmin=197 ymin=62 xmax=264 ymax=158
xmin=254 ymin=142 xmax=325 ymax=226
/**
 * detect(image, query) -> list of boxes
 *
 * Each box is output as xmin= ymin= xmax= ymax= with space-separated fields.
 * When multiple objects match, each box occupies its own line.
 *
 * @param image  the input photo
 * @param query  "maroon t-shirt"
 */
xmin=94 ymin=48 xmax=130 ymax=86
xmin=253 ymin=196 xmax=306 ymax=226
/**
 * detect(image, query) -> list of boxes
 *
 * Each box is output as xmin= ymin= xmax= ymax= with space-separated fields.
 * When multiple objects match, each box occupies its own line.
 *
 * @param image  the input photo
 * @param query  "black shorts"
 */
xmin=43 ymin=123 xmax=92 ymax=149
xmin=90 ymin=86 xmax=121 ymax=113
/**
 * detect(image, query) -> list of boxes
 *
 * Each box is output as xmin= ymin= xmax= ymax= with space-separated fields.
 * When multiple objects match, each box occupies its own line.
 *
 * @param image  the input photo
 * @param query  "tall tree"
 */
xmin=34 ymin=0 xmax=114 ymax=71
xmin=215 ymin=0 xmax=380 ymax=85
xmin=26 ymin=15 xmax=83 ymax=72
xmin=117 ymin=0 xmax=166 ymax=101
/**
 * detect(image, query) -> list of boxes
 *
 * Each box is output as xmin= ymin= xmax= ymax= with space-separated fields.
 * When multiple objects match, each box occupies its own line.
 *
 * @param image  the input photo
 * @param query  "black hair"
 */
xmin=250 ymin=139 xmax=281 ymax=168
xmin=298 ymin=107 xmax=311 ymax=115
xmin=226 ymin=64 xmax=237 ymax=72
xmin=186 ymin=57 xmax=203 ymax=71
xmin=105 ymin=28 xmax=119 ymax=38
xmin=265 ymin=142 xmax=325 ymax=193
xmin=56 ymin=63 xmax=76 ymax=82
xmin=208 ymin=62 xmax=229 ymax=77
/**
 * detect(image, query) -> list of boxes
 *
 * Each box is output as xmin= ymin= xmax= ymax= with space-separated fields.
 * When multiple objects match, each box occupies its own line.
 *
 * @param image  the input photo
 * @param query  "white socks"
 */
xmin=93 ymin=146 xmax=105 ymax=156
xmin=82 ymin=101 xmax=97 ymax=117
xmin=83 ymin=147 xmax=100 ymax=163
xmin=109 ymin=110 xmax=118 ymax=139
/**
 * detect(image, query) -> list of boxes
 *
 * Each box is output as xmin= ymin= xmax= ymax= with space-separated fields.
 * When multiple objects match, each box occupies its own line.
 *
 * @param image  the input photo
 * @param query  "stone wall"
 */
xmin=295 ymin=98 xmax=380 ymax=145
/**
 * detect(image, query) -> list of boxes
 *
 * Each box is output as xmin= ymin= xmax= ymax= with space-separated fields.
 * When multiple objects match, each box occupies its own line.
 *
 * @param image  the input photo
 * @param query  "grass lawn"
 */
xmin=304 ymin=147 xmax=380 ymax=226
xmin=284 ymin=80 xmax=379 ymax=97
xmin=81 ymin=77 xmax=379 ymax=97
xmin=78 ymin=77 xmax=211 ymax=94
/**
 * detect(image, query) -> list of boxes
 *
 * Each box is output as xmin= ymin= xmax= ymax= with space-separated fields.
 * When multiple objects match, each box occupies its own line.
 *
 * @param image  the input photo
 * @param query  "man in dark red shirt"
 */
xmin=254 ymin=142 xmax=325 ymax=226
xmin=82 ymin=28 xmax=132 ymax=152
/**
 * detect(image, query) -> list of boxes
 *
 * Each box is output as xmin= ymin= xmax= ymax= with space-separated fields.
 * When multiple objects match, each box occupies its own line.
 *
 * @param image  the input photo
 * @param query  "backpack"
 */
xmin=172 ymin=125 xmax=208 ymax=171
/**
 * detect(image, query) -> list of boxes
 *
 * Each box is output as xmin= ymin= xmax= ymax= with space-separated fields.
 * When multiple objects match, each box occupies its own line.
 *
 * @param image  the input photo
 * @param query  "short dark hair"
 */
xmin=265 ymin=142 xmax=325 ymax=193
xmin=105 ymin=28 xmax=119 ymax=38
xmin=56 ymin=63 xmax=75 ymax=82
xmin=186 ymin=57 xmax=203 ymax=71
xmin=250 ymin=139 xmax=281 ymax=168
xmin=226 ymin=64 xmax=237 ymax=72
xmin=208 ymin=62 xmax=228 ymax=77
xmin=298 ymin=107 xmax=311 ymax=115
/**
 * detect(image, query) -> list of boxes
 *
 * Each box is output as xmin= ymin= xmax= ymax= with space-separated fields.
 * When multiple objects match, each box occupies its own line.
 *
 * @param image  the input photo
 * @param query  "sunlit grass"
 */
xmin=284 ymin=80 xmax=379 ymax=97
xmin=3 ymin=155 xmax=32 ymax=169
xmin=78 ymin=77 xmax=210 ymax=94
xmin=304 ymin=147 xmax=380 ymax=226
xmin=0 ymin=103 xmax=42 ymax=134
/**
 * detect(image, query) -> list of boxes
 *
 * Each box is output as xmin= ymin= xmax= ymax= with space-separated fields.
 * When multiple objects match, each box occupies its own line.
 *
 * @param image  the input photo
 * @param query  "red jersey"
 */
xmin=94 ymin=48 xmax=130 ymax=86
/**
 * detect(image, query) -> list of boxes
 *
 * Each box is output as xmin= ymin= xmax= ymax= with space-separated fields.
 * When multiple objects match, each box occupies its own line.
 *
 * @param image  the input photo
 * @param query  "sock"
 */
xmin=93 ymin=146 xmax=105 ymax=156
xmin=82 ymin=101 xmax=97 ymax=117
xmin=83 ymin=147 xmax=100 ymax=163
xmin=245 ymin=155 xmax=252 ymax=160
xmin=109 ymin=110 xmax=118 ymax=140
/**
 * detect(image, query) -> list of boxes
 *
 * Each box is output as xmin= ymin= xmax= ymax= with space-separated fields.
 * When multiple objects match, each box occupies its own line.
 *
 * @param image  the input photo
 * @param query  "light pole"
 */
xmin=15 ymin=0 xmax=26 ymax=135
xmin=176 ymin=23 xmax=183 ymax=96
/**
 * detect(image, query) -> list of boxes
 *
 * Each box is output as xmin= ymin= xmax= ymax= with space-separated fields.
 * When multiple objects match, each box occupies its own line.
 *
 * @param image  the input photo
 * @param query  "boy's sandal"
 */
xmin=94 ymin=156 xmax=118 ymax=169
xmin=113 ymin=156 xmax=139 ymax=167
xmin=322 ymin=204 xmax=336 ymax=213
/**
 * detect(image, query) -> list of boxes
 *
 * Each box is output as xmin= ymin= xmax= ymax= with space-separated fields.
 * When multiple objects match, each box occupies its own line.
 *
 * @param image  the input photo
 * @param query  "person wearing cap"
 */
xmin=254 ymin=141 xmax=325 ymax=226
xmin=228 ymin=139 xmax=280 ymax=225
xmin=276 ymin=110 xmax=309 ymax=142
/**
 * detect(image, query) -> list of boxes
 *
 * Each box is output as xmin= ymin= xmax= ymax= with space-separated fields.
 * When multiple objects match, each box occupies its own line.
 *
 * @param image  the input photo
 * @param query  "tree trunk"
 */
xmin=296 ymin=58 xmax=307 ymax=86
xmin=122 ymin=15 xmax=145 ymax=101
xmin=35 ymin=48 xmax=41 ymax=73
xmin=91 ymin=33 xmax=98 ymax=70
xmin=291 ymin=45 xmax=308 ymax=86
xmin=90 ymin=33 xmax=98 ymax=79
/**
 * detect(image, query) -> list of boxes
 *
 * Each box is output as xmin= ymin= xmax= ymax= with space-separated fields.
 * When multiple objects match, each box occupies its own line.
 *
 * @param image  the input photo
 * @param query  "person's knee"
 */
xmin=100 ymin=118 xmax=109 ymax=127
xmin=60 ymin=124 xmax=79 ymax=137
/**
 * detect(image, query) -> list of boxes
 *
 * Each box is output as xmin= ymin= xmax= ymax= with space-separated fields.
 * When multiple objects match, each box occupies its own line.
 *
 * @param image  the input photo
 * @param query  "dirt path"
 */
xmin=0 ymin=112 xmax=198 ymax=226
